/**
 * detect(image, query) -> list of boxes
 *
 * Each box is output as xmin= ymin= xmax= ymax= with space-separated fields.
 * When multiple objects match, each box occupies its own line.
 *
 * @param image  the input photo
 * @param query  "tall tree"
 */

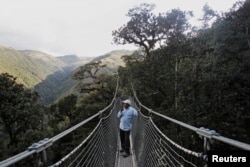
xmin=112 ymin=3 xmax=192 ymax=57
xmin=112 ymin=3 xmax=157 ymax=57
xmin=57 ymin=94 xmax=77 ymax=122
xmin=0 ymin=73 xmax=44 ymax=157
xmin=199 ymin=4 xmax=218 ymax=29
xmin=73 ymin=61 xmax=107 ymax=93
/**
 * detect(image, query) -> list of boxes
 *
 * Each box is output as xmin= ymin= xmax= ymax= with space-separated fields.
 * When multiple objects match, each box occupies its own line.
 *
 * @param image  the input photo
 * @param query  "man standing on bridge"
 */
xmin=117 ymin=99 xmax=138 ymax=158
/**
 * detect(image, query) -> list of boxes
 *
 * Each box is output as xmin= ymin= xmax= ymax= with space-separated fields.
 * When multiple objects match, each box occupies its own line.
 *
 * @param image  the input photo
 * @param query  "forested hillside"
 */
xmin=0 ymin=47 xmax=90 ymax=104
xmin=0 ymin=0 xmax=249 ymax=165
xmin=0 ymin=46 xmax=132 ymax=104
xmin=0 ymin=48 xmax=132 ymax=162
xmin=0 ymin=46 xmax=71 ymax=88
xmin=0 ymin=46 xmax=46 ymax=87
xmin=115 ymin=1 xmax=250 ymax=146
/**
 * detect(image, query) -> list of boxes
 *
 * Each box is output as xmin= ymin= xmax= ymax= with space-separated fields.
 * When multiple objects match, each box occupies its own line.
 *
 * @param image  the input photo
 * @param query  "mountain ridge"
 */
xmin=0 ymin=45 xmax=134 ymax=104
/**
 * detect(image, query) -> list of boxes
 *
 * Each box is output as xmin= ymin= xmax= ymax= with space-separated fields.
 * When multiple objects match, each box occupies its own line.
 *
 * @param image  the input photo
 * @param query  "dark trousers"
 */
xmin=120 ymin=129 xmax=130 ymax=154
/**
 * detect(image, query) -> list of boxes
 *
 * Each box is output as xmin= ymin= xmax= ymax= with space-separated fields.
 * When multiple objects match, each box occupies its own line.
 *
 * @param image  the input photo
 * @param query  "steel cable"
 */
xmin=50 ymin=98 xmax=120 ymax=167
xmin=3 ymin=75 xmax=250 ymax=167
xmin=131 ymin=84 xmax=205 ymax=167
xmin=131 ymin=110 xmax=203 ymax=167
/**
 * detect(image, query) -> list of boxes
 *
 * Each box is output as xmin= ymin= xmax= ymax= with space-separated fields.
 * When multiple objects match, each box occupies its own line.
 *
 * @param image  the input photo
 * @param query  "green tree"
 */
xmin=0 ymin=73 xmax=44 ymax=159
xmin=113 ymin=3 xmax=192 ymax=111
xmin=73 ymin=61 xmax=108 ymax=93
xmin=117 ymin=1 xmax=250 ymax=148
xmin=57 ymin=94 xmax=77 ymax=122
xmin=72 ymin=61 xmax=117 ymax=118
xmin=112 ymin=3 xmax=192 ymax=57
xmin=199 ymin=4 xmax=218 ymax=29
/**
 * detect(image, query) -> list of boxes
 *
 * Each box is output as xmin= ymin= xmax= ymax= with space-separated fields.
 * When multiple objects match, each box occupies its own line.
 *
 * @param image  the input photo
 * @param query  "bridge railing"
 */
xmin=49 ymin=98 xmax=120 ymax=167
xmin=131 ymin=85 xmax=250 ymax=167
xmin=0 ymin=76 xmax=119 ymax=167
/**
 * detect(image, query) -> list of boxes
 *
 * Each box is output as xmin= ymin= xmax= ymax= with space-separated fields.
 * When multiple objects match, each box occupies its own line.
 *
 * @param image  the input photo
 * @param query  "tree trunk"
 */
xmin=175 ymin=56 xmax=178 ymax=111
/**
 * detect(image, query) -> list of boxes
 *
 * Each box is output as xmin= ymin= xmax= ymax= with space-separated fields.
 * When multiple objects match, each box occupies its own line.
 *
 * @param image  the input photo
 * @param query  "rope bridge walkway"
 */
xmin=1 ymin=79 xmax=250 ymax=167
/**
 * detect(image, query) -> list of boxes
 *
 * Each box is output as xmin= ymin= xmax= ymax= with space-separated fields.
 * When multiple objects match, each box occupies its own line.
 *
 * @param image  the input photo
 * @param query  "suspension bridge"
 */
xmin=0 ymin=78 xmax=250 ymax=167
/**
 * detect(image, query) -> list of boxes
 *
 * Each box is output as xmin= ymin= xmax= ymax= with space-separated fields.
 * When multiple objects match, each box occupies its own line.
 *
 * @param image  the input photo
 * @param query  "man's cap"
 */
xmin=122 ymin=99 xmax=131 ymax=105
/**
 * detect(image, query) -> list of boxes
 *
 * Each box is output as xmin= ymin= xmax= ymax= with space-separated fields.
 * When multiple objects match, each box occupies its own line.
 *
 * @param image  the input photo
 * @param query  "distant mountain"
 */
xmin=57 ymin=55 xmax=93 ymax=66
xmin=0 ymin=45 xmax=134 ymax=104
xmin=90 ymin=50 xmax=134 ymax=73
xmin=57 ymin=55 xmax=80 ymax=65
xmin=50 ymin=50 xmax=135 ymax=103
xmin=0 ymin=46 xmax=64 ymax=88
xmin=58 ymin=55 xmax=93 ymax=71
xmin=0 ymin=45 xmax=85 ymax=104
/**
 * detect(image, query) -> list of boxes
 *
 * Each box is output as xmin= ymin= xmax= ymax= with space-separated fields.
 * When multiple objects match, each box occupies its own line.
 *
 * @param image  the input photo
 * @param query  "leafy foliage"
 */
xmin=1 ymin=1 xmax=250 ymax=164
xmin=0 ymin=73 xmax=46 ymax=160
xmin=115 ymin=1 xmax=250 ymax=151
xmin=44 ymin=60 xmax=119 ymax=164
xmin=112 ymin=3 xmax=192 ymax=57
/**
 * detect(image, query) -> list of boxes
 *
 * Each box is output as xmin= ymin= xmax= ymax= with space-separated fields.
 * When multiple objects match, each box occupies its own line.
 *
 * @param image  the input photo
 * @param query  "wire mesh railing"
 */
xmin=131 ymin=108 xmax=204 ymax=167
xmin=0 ymin=76 xmax=120 ymax=167
xmin=50 ymin=98 xmax=120 ymax=167
xmin=2 ymin=75 xmax=250 ymax=167
xmin=131 ymin=84 xmax=250 ymax=167
xmin=0 ymin=104 xmax=120 ymax=167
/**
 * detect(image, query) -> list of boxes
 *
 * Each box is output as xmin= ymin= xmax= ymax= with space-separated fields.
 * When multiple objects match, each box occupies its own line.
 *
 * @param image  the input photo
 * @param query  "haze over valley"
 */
xmin=0 ymin=45 xmax=133 ymax=104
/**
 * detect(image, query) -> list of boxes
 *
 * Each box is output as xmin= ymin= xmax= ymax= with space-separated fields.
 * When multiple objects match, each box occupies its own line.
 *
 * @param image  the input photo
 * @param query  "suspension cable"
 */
xmin=0 ymin=75 xmax=120 ymax=167
xmin=130 ymin=81 xmax=250 ymax=167
xmin=131 ymin=82 xmax=250 ymax=151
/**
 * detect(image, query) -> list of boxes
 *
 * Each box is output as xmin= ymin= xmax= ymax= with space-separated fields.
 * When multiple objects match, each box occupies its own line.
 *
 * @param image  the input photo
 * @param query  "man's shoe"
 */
xmin=123 ymin=153 xmax=130 ymax=158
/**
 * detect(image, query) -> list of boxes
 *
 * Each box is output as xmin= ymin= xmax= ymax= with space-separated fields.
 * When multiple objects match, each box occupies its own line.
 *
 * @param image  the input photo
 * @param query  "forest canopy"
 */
xmin=0 ymin=0 xmax=249 ymax=164
xmin=114 ymin=1 xmax=250 ymax=144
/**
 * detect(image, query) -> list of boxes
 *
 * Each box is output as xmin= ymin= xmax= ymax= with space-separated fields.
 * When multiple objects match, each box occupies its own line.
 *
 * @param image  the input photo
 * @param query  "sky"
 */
xmin=0 ymin=0 xmax=241 ymax=57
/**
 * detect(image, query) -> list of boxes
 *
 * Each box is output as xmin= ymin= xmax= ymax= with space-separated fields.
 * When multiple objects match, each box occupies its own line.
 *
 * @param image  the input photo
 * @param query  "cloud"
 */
xmin=0 ymin=0 xmax=239 ymax=57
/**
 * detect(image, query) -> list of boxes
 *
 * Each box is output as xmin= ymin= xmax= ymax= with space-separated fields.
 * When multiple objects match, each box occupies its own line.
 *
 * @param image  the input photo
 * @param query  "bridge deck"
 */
xmin=115 ymin=135 xmax=136 ymax=167
xmin=116 ymin=150 xmax=134 ymax=167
